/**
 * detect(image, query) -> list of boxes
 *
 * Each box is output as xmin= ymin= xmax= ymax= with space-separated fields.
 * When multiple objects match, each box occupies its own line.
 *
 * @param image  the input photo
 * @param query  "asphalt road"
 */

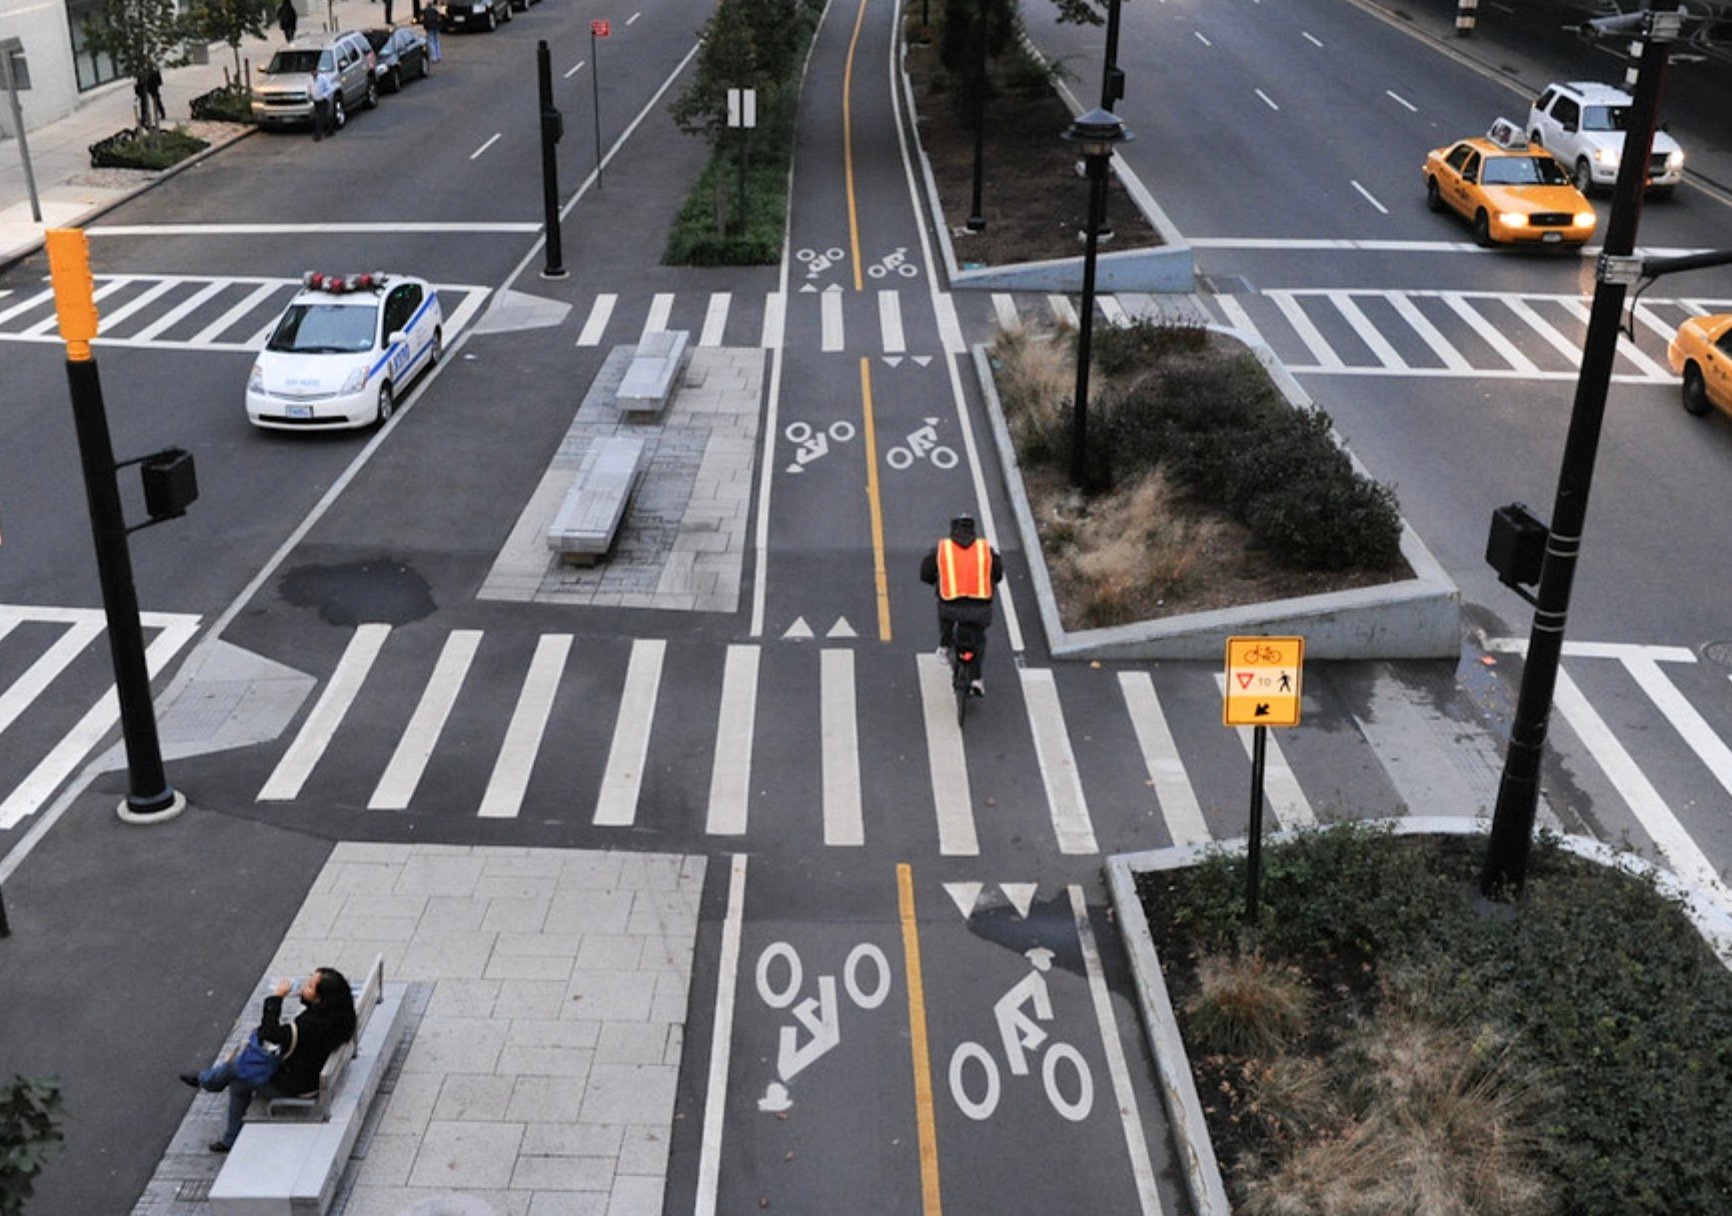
xmin=8 ymin=0 xmax=1732 ymax=1211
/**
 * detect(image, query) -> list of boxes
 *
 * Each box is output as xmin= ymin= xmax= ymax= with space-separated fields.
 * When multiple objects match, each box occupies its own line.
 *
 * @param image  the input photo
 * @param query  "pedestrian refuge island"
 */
xmin=209 ymin=954 xmax=408 ymax=1216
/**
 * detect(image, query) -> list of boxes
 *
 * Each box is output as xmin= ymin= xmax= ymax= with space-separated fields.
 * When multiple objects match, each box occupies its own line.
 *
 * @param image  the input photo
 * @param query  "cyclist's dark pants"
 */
xmin=938 ymin=599 xmax=993 ymax=651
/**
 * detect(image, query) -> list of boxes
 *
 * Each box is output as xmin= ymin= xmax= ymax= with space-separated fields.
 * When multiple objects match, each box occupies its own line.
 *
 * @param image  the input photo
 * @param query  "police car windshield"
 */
xmin=1482 ymin=156 xmax=1568 ymax=187
xmin=268 ymin=302 xmax=377 ymax=354
xmin=265 ymin=49 xmax=326 ymax=74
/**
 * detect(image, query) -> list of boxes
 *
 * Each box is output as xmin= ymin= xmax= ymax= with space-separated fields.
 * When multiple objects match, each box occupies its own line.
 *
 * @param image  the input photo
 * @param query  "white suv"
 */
xmin=1527 ymin=81 xmax=1684 ymax=197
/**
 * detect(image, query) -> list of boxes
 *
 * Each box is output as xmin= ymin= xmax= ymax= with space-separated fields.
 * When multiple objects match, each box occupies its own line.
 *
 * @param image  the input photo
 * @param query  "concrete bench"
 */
xmin=616 ymin=329 xmax=689 ymax=418
xmin=545 ymin=435 xmax=645 ymax=565
xmin=209 ymin=955 xmax=409 ymax=1216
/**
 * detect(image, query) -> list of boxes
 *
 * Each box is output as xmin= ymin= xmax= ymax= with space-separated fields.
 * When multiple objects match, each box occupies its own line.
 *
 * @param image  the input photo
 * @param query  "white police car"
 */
xmin=246 ymin=272 xmax=443 ymax=431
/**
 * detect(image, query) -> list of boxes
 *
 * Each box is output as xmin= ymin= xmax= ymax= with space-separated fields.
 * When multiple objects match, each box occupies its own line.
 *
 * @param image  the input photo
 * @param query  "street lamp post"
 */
xmin=1060 ymin=108 xmax=1129 ymax=490
xmin=967 ymin=0 xmax=988 ymax=231
xmin=1480 ymin=10 xmax=1678 ymax=896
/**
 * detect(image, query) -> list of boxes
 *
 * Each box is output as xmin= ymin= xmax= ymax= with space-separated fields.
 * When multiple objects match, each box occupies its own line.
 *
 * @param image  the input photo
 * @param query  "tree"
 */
xmin=185 ymin=0 xmax=272 ymax=85
xmin=0 ymin=1077 xmax=64 ymax=1216
xmin=79 ymin=0 xmax=189 ymax=130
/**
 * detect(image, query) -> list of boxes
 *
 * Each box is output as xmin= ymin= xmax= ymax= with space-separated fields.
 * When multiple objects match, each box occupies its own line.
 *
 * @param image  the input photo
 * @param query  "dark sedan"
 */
xmin=363 ymin=26 xmax=431 ymax=92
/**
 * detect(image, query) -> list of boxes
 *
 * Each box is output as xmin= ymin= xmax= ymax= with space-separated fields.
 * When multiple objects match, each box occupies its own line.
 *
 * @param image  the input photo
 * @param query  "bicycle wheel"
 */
xmin=954 ymin=657 xmax=969 ymax=727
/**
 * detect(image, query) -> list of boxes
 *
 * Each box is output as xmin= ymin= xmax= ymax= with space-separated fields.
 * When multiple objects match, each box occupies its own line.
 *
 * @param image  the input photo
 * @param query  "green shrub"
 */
xmin=1093 ymin=317 xmax=1212 ymax=377
xmin=189 ymin=83 xmax=253 ymax=122
xmin=89 ymin=126 xmax=209 ymax=169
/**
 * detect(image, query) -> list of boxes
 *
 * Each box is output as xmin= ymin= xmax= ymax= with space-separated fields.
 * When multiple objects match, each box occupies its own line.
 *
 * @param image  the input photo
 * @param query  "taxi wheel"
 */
xmin=1472 ymin=211 xmax=1494 ymax=248
xmin=1425 ymin=178 xmax=1444 ymax=213
xmin=1573 ymin=159 xmax=1594 ymax=196
xmin=1683 ymin=365 xmax=1711 ymax=417
xmin=375 ymin=382 xmax=395 ymax=426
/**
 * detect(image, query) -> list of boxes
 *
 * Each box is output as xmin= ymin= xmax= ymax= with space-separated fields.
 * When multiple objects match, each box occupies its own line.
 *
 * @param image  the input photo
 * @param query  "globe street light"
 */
xmin=1060 ymin=108 xmax=1130 ymax=489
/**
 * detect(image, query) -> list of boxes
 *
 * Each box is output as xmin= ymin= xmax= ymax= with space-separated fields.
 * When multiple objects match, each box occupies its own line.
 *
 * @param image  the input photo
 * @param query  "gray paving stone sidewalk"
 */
xmin=132 ymin=843 xmax=705 ymax=1216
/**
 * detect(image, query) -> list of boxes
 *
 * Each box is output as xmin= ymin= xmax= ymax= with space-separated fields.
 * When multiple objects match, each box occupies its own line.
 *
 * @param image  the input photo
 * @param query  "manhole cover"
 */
xmin=1702 ymin=641 xmax=1732 ymax=668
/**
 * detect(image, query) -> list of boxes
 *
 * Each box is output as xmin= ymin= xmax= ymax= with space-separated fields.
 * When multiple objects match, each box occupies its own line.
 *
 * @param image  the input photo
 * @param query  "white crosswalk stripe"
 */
xmin=258 ymin=623 xmax=391 ymax=803
xmin=478 ymin=632 xmax=571 ymax=820
xmin=0 ymin=273 xmax=491 ymax=353
xmin=594 ymin=637 xmax=666 ymax=827
xmin=707 ymin=644 xmax=760 ymax=836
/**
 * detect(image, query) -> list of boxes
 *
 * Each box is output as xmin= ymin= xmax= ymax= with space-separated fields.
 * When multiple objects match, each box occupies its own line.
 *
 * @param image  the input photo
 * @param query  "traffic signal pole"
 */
xmin=46 ymin=230 xmax=184 ymax=825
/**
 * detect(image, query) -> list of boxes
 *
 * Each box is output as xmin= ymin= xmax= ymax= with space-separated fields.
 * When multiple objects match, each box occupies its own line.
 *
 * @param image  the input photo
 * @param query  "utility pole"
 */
xmin=1480 ymin=11 xmax=1678 ymax=895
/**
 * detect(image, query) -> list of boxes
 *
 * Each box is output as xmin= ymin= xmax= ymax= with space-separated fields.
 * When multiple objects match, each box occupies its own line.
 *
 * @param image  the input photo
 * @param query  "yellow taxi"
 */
xmin=1668 ymin=313 xmax=1732 ymax=418
xmin=1423 ymin=119 xmax=1597 ymax=248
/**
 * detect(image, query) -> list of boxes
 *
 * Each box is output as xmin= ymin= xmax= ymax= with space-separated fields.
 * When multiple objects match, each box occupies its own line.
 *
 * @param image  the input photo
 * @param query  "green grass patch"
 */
xmin=88 ymin=126 xmax=210 ymax=170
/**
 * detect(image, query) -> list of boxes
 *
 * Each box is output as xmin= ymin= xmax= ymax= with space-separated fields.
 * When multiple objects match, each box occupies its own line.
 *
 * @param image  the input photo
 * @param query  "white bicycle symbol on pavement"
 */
xmin=885 ymin=418 xmax=958 ymax=471
xmin=797 ymin=247 xmax=847 ymax=278
xmin=947 ymin=947 xmax=1094 ymax=1122
xmin=755 ymin=940 xmax=893 ymax=1112
xmin=868 ymin=247 xmax=921 ymax=278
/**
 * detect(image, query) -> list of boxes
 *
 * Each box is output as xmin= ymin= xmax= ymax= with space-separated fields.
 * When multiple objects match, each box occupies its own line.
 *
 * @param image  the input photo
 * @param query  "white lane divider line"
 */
xmin=1070 ymin=885 xmax=1166 ymax=1215
xmin=878 ymin=290 xmax=906 ymax=354
xmin=1350 ymin=181 xmax=1389 ymax=216
xmin=821 ymin=648 xmax=864 ymax=847
xmin=706 ymin=644 xmax=760 ymax=835
xmin=478 ymin=633 xmax=572 ymax=819
xmin=1118 ymin=671 xmax=1211 ymax=846
xmin=369 ymin=629 xmax=481 ymax=811
xmin=563 ymin=58 xmax=586 ymax=79
xmin=1255 ymin=88 xmax=1280 ymax=110
xmin=1215 ymin=673 xmax=1315 ymax=829
xmin=594 ymin=638 xmax=666 ymax=826
xmin=576 ymin=293 xmax=617 ymax=347
xmin=259 ymin=624 xmax=391 ymax=803
xmin=470 ymin=132 xmax=502 ymax=160
xmin=694 ymin=853 xmax=747 ymax=1216
xmin=1020 ymin=668 xmax=1098 ymax=854
xmin=820 ymin=288 xmax=844 ymax=352
xmin=700 ymin=292 xmax=731 ymax=347
xmin=917 ymin=652 xmax=979 ymax=855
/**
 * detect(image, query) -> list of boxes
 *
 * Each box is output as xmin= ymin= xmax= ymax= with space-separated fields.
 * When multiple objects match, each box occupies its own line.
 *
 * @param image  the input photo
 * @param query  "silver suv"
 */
xmin=1526 ymin=81 xmax=1685 ymax=197
xmin=251 ymin=30 xmax=378 ymax=130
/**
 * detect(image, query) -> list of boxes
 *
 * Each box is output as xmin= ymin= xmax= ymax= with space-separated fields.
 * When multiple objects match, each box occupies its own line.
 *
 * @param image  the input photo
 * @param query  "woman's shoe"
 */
xmin=178 ymin=1072 xmax=200 ymax=1089
xmin=209 ymin=1140 xmax=231 ymax=1153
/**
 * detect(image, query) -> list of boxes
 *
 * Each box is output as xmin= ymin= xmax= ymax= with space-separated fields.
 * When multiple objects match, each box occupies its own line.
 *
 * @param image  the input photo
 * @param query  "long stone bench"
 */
xmin=616 ymin=329 xmax=689 ymax=419
xmin=209 ymin=955 xmax=409 ymax=1216
xmin=545 ymin=435 xmax=645 ymax=565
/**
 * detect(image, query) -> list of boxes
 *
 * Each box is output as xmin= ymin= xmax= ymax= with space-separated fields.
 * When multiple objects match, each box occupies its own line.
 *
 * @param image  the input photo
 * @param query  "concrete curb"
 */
xmin=897 ymin=34 xmax=1195 ymax=295
xmin=971 ymin=328 xmax=1463 ymax=662
xmin=1104 ymin=816 xmax=1732 ymax=1216
xmin=0 ymin=121 xmax=255 ymax=275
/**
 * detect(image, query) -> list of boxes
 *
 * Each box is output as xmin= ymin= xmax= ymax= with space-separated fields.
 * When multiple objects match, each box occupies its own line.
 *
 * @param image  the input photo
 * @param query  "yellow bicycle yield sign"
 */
xmin=1223 ymin=636 xmax=1304 ymax=727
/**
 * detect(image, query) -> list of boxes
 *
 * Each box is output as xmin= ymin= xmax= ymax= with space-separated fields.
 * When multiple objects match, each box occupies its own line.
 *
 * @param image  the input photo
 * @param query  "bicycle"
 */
xmin=948 ymin=620 xmax=986 ymax=726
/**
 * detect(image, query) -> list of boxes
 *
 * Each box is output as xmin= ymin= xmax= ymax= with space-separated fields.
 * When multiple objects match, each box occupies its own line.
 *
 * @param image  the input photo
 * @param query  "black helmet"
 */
xmin=950 ymin=511 xmax=976 ymax=533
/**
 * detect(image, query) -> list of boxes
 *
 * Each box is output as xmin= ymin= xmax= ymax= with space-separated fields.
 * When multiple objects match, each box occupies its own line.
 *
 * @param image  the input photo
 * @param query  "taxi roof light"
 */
xmin=1486 ymin=118 xmax=1529 ymax=151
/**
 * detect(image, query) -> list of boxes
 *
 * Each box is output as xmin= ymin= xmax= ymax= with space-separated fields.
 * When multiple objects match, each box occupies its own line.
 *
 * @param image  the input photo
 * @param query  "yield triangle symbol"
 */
xmin=883 ymin=356 xmax=904 ymax=368
xmin=1236 ymin=672 xmax=1254 ymax=689
xmin=913 ymin=355 xmax=932 ymax=367
xmin=1001 ymin=883 xmax=1037 ymax=918
xmin=783 ymin=617 xmax=814 ymax=640
xmin=826 ymin=617 xmax=857 ymax=639
xmin=944 ymin=882 xmax=983 ymax=919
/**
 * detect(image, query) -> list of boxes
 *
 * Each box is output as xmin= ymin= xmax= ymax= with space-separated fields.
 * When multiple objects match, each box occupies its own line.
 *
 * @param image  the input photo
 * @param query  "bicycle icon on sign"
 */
xmin=946 ymin=947 xmax=1094 ymax=1123
xmin=1240 ymin=642 xmax=1285 ymax=664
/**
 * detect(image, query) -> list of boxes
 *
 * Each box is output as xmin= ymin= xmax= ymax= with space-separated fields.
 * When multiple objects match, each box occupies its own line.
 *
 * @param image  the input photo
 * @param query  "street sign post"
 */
xmin=589 ymin=20 xmax=608 ymax=186
xmin=1223 ymin=636 xmax=1304 ymax=924
xmin=0 ymin=38 xmax=41 ymax=223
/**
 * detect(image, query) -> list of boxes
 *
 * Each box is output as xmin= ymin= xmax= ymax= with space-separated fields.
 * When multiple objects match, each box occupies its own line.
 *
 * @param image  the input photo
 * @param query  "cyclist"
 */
xmin=919 ymin=512 xmax=1003 ymax=696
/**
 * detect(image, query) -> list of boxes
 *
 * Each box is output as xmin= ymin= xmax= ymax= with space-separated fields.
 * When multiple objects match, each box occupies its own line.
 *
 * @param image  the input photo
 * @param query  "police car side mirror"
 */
xmin=387 ymin=330 xmax=408 ymax=346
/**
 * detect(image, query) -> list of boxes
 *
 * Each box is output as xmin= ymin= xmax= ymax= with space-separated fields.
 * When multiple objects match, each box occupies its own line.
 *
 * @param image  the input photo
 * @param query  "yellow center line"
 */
xmin=842 ymin=0 xmax=868 ymax=292
xmin=859 ymin=357 xmax=892 ymax=641
xmin=897 ymin=862 xmax=942 ymax=1214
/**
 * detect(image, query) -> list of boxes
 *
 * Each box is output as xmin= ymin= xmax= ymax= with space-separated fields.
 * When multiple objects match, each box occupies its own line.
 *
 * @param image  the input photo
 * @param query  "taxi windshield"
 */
xmin=1482 ymin=156 xmax=1568 ymax=187
xmin=268 ymin=303 xmax=377 ymax=353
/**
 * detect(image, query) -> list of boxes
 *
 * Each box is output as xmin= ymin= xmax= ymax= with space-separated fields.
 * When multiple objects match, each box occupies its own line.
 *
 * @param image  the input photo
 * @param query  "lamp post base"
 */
xmin=966 ymin=216 xmax=986 ymax=232
xmin=117 ymin=788 xmax=186 ymax=826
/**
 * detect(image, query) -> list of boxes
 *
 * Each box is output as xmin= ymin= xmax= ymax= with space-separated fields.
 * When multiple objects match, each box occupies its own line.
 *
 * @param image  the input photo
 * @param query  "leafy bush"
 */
xmin=1142 ymin=825 xmax=1732 ymax=1215
xmin=1093 ymin=315 xmax=1211 ymax=376
xmin=0 ymin=1076 xmax=64 ymax=1216
xmin=89 ymin=126 xmax=209 ymax=169
xmin=189 ymin=82 xmax=253 ymax=122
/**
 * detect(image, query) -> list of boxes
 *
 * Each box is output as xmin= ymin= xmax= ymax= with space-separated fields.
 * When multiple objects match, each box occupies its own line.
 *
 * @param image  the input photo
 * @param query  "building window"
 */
xmin=66 ymin=0 xmax=123 ymax=91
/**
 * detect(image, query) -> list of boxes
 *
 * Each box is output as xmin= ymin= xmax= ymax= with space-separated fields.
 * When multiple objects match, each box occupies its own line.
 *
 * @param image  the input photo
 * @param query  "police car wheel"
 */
xmin=429 ymin=328 xmax=443 ymax=367
xmin=375 ymin=382 xmax=394 ymax=425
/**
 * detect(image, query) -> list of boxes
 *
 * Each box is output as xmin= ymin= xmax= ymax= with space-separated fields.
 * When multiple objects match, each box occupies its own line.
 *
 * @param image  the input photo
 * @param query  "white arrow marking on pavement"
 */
xmin=799 ymin=282 xmax=818 ymax=292
xmin=825 ymin=617 xmax=856 ymax=639
xmin=1001 ymin=883 xmax=1037 ymax=918
xmin=945 ymin=881 xmax=984 ymax=919
xmin=782 ymin=617 xmax=814 ymax=640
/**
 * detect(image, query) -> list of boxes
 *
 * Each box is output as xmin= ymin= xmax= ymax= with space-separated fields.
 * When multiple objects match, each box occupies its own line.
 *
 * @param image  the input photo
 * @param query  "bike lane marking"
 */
xmin=899 ymin=862 xmax=945 ymax=1215
xmin=694 ymin=853 xmax=748 ymax=1216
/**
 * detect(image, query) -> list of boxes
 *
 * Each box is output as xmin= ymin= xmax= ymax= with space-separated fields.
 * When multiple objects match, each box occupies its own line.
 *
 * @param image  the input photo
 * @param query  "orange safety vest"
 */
xmin=936 ymin=538 xmax=992 ymax=601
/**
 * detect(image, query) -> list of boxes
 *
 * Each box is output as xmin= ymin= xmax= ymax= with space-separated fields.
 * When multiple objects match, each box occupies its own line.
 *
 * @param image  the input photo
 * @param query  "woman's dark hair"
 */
xmin=313 ymin=967 xmax=358 ymax=1040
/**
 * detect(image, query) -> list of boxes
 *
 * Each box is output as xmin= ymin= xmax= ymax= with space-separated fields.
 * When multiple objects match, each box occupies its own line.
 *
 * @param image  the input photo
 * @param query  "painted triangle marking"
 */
xmin=783 ymin=617 xmax=814 ymax=640
xmin=826 ymin=617 xmax=856 ymax=639
xmin=883 ymin=356 xmax=903 ymax=368
xmin=824 ymin=283 xmax=844 ymax=293
xmin=800 ymin=282 xmax=818 ymax=292
xmin=913 ymin=355 xmax=933 ymax=367
xmin=944 ymin=881 xmax=983 ymax=920
xmin=1001 ymin=883 xmax=1037 ymax=918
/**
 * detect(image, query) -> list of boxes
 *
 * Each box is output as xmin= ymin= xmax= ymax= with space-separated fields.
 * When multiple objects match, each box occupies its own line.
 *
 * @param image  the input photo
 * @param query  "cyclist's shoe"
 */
xmin=936 ymin=645 xmax=951 ymax=660
xmin=969 ymin=679 xmax=986 ymax=698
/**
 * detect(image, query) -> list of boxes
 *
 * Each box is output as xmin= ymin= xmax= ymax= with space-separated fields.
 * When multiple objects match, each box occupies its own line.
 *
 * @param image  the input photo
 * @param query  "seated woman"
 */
xmin=179 ymin=967 xmax=358 ymax=1153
